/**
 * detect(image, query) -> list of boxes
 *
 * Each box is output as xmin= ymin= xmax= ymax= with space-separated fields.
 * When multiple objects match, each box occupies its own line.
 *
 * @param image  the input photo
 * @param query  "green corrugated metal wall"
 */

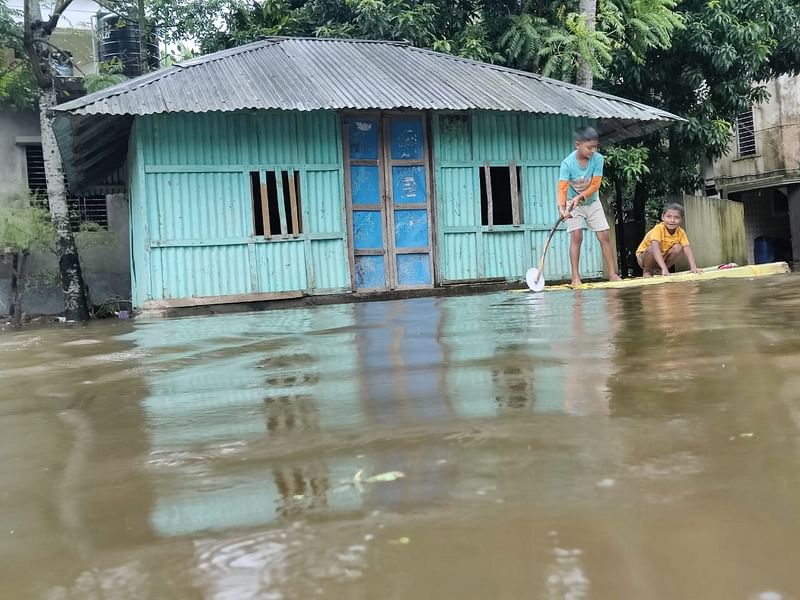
xmin=128 ymin=109 xmax=606 ymax=308
xmin=128 ymin=110 xmax=350 ymax=308
xmin=432 ymin=112 xmax=604 ymax=283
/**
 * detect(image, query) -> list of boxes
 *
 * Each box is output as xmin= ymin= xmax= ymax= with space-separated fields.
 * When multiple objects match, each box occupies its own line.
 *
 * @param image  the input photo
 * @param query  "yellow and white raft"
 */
xmin=543 ymin=261 xmax=791 ymax=291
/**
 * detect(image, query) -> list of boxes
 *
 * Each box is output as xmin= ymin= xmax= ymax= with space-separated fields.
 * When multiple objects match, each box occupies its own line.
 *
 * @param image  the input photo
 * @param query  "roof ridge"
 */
xmin=176 ymin=38 xmax=281 ymax=67
xmin=266 ymin=36 xmax=409 ymax=46
xmin=406 ymin=46 xmax=681 ymax=119
xmin=55 ymin=39 xmax=284 ymax=112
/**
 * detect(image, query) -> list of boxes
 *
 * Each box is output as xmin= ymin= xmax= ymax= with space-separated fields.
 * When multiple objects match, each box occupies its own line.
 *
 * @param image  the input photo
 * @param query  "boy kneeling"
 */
xmin=636 ymin=203 xmax=700 ymax=277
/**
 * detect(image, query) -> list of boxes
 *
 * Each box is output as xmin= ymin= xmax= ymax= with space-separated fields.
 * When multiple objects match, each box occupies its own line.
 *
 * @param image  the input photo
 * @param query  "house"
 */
xmin=713 ymin=74 xmax=800 ymax=266
xmin=52 ymin=37 xmax=681 ymax=311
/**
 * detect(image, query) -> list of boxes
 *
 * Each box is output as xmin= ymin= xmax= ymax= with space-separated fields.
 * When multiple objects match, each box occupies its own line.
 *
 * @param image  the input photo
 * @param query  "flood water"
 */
xmin=2 ymin=275 xmax=800 ymax=599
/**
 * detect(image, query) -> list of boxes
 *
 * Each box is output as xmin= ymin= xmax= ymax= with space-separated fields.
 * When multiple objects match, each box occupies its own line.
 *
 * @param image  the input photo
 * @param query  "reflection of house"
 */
xmin=53 ymin=37 xmax=681 ymax=311
xmin=713 ymin=75 xmax=800 ymax=265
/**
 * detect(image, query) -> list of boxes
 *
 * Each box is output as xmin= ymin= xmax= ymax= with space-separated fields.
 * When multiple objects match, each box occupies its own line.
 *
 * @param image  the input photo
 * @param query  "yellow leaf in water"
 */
xmin=389 ymin=536 xmax=411 ymax=545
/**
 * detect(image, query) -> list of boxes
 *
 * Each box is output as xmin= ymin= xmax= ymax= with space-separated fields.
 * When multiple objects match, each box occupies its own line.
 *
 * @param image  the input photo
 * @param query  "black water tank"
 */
xmin=96 ymin=13 xmax=159 ymax=77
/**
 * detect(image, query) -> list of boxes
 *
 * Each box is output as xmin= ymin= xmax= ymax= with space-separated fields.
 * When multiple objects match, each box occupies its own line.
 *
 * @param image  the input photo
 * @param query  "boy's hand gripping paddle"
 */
xmin=525 ymin=199 xmax=576 ymax=292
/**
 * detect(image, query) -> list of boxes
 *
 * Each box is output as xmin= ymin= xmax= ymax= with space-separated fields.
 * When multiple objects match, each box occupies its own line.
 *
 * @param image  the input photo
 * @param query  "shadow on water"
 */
xmin=2 ymin=275 xmax=800 ymax=598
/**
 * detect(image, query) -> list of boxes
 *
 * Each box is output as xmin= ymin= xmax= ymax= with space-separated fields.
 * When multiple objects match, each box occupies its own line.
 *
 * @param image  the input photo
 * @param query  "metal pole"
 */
xmin=138 ymin=0 xmax=146 ymax=74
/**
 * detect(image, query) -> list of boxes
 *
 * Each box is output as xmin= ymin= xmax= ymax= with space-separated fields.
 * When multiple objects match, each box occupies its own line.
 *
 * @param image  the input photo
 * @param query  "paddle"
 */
xmin=525 ymin=198 xmax=576 ymax=292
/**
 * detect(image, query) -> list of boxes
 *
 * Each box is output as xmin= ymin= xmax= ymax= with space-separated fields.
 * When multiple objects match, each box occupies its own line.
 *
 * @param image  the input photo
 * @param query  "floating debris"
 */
xmin=388 ymin=537 xmax=410 ymax=546
xmin=365 ymin=471 xmax=405 ymax=483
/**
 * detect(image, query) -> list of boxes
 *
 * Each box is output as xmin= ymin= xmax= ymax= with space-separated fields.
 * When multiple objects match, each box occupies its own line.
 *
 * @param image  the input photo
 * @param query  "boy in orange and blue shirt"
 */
xmin=558 ymin=127 xmax=621 ymax=287
xmin=636 ymin=203 xmax=700 ymax=277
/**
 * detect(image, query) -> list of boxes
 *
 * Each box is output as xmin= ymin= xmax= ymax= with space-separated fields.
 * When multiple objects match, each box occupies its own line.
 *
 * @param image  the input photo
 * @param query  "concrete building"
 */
xmin=713 ymin=75 xmax=800 ymax=265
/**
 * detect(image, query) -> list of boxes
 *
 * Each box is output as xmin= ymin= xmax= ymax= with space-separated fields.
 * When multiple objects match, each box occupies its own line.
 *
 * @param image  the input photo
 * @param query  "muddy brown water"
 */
xmin=1 ymin=275 xmax=800 ymax=599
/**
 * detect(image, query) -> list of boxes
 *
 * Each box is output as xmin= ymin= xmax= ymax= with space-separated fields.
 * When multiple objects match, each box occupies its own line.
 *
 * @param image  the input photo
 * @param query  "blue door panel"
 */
xmin=351 ymin=166 xmax=381 ymax=205
xmin=390 ymin=118 xmax=424 ymax=160
xmin=347 ymin=118 xmax=379 ymax=159
xmin=355 ymin=255 xmax=386 ymax=288
xmin=392 ymin=166 xmax=427 ymax=204
xmin=396 ymin=254 xmax=432 ymax=285
xmin=394 ymin=210 xmax=429 ymax=248
xmin=353 ymin=211 xmax=383 ymax=250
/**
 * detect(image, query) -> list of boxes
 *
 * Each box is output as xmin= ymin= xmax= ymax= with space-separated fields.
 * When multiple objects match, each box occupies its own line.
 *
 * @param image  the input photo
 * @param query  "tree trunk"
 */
xmin=577 ymin=0 xmax=596 ymax=89
xmin=631 ymin=181 xmax=647 ymax=276
xmin=11 ymin=252 xmax=27 ymax=327
xmin=39 ymin=90 xmax=90 ymax=322
xmin=613 ymin=178 xmax=627 ymax=278
xmin=9 ymin=252 xmax=19 ymax=317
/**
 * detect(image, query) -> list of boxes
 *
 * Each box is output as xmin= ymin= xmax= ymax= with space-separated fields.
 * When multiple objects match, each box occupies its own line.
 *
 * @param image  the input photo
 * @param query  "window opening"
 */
xmin=736 ymin=110 xmax=756 ymax=156
xmin=480 ymin=164 xmax=522 ymax=226
xmin=26 ymin=145 xmax=108 ymax=231
xmin=250 ymin=169 xmax=303 ymax=237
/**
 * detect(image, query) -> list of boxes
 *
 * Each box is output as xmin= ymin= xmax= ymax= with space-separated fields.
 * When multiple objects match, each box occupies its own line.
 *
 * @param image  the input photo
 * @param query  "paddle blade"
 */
xmin=526 ymin=267 xmax=545 ymax=292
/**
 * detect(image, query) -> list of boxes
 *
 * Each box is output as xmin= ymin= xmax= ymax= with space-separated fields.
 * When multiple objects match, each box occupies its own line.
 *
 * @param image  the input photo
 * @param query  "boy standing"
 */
xmin=558 ymin=127 xmax=621 ymax=287
xmin=636 ymin=203 xmax=700 ymax=277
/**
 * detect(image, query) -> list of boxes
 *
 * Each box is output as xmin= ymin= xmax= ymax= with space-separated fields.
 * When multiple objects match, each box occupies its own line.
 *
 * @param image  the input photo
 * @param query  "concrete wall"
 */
xmin=676 ymin=195 xmax=747 ymax=269
xmin=735 ymin=188 xmax=792 ymax=264
xmin=0 ymin=111 xmax=40 ymax=199
xmin=0 ymin=111 xmax=131 ymax=317
xmin=714 ymin=75 xmax=800 ymax=194
xmin=0 ymin=194 xmax=130 ymax=317
xmin=790 ymin=187 xmax=800 ymax=263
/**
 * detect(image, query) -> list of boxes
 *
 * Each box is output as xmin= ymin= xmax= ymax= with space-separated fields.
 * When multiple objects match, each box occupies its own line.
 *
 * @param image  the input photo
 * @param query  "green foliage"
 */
xmin=161 ymin=42 xmax=197 ymax=66
xmin=0 ymin=0 xmax=37 ymax=109
xmin=538 ymin=12 xmax=613 ymax=81
xmin=603 ymin=144 xmax=651 ymax=220
xmin=0 ymin=61 xmax=37 ymax=109
xmin=605 ymin=0 xmax=800 ymax=198
xmin=0 ymin=191 xmax=55 ymax=254
xmin=605 ymin=144 xmax=651 ymax=185
xmin=601 ymin=0 xmax=684 ymax=64
xmin=0 ymin=1 xmax=23 ymax=55
xmin=500 ymin=13 xmax=551 ymax=71
xmin=84 ymin=58 xmax=127 ymax=93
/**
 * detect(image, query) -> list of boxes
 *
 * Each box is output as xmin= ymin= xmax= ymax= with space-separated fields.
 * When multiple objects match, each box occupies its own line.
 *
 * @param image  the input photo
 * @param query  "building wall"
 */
xmin=0 ymin=111 xmax=40 ymax=199
xmin=674 ymin=194 xmax=747 ymax=268
xmin=790 ymin=187 xmax=800 ymax=262
xmin=432 ymin=112 xmax=603 ymax=283
xmin=715 ymin=75 xmax=800 ymax=194
xmin=0 ymin=197 xmax=131 ymax=317
xmin=0 ymin=110 xmax=130 ymax=316
xmin=736 ymin=188 xmax=793 ymax=264
xmin=129 ymin=110 xmax=350 ymax=308
xmin=129 ymin=109 xmax=607 ymax=309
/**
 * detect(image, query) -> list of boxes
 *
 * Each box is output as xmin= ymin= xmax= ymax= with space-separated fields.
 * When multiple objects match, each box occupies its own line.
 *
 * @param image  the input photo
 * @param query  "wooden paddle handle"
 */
xmin=534 ymin=199 xmax=576 ymax=283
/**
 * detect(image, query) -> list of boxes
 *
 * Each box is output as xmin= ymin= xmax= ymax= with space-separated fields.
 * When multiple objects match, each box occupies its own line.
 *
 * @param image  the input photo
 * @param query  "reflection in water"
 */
xmin=3 ymin=276 xmax=800 ymax=599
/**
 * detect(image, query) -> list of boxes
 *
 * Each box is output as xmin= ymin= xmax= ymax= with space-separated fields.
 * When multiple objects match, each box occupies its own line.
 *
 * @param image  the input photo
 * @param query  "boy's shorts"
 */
xmin=566 ymin=200 xmax=610 ymax=233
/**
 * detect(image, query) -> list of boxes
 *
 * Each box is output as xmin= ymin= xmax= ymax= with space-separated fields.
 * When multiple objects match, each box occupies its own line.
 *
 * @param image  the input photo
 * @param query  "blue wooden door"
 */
xmin=344 ymin=113 xmax=433 ymax=291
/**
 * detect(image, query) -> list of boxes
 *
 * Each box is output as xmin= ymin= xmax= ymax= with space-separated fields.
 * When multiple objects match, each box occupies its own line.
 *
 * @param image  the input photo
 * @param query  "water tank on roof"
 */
xmin=96 ymin=13 xmax=159 ymax=77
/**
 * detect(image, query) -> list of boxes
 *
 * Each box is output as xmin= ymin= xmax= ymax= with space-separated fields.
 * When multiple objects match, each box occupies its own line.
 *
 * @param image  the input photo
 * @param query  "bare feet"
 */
xmin=642 ymin=270 xmax=653 ymax=278
xmin=571 ymin=278 xmax=582 ymax=288
xmin=609 ymin=274 xmax=622 ymax=282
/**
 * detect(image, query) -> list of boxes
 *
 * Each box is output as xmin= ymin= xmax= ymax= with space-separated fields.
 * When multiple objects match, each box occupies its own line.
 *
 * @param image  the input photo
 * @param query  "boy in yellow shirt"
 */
xmin=636 ymin=203 xmax=700 ymax=277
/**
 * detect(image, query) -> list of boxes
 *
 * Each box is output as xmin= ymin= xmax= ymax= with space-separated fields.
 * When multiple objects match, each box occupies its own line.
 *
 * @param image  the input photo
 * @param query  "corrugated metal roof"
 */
xmin=54 ymin=37 xmax=681 ymax=124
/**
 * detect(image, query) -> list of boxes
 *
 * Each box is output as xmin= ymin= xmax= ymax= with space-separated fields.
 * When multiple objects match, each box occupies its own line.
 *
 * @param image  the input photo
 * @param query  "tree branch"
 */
xmin=23 ymin=0 xmax=46 ymax=85
xmin=43 ymin=0 xmax=76 ymax=35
